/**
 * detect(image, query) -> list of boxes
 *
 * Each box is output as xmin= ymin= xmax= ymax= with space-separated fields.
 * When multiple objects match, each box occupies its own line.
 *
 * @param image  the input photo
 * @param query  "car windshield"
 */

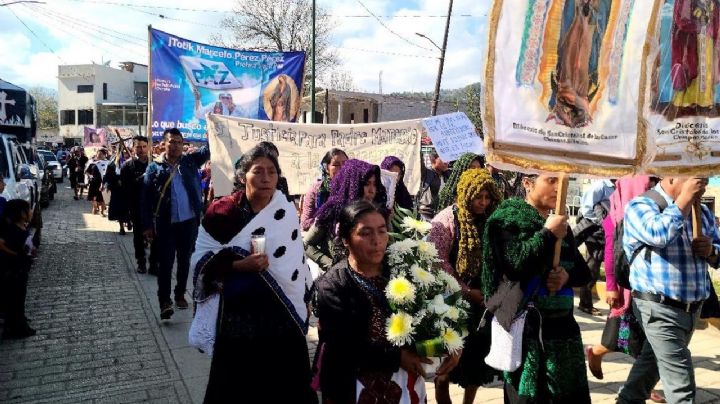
xmin=39 ymin=151 xmax=58 ymax=161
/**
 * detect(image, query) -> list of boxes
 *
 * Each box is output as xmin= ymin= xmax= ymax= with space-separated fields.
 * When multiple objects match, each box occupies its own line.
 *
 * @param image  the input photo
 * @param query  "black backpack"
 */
xmin=613 ymin=189 xmax=667 ymax=289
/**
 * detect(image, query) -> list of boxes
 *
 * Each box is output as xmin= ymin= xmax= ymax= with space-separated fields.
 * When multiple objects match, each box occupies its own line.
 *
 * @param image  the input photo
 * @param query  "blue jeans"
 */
xmin=617 ymin=298 xmax=702 ymax=404
xmin=155 ymin=218 xmax=199 ymax=305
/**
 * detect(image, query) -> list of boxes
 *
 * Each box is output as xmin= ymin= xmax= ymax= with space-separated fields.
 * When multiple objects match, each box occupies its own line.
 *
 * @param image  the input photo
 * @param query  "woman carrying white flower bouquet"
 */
xmin=428 ymin=168 xmax=503 ymax=404
xmin=314 ymin=200 xmax=459 ymax=404
xmin=481 ymin=174 xmax=591 ymax=403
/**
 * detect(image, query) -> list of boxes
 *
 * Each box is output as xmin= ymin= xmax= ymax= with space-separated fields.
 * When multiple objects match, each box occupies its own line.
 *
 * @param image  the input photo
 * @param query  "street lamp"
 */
xmin=415 ymin=0 xmax=453 ymax=116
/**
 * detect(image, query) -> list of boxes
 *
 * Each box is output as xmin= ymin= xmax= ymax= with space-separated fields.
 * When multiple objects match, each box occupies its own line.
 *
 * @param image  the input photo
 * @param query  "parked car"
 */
xmin=37 ymin=149 xmax=64 ymax=182
xmin=1 ymin=134 xmax=43 ymax=245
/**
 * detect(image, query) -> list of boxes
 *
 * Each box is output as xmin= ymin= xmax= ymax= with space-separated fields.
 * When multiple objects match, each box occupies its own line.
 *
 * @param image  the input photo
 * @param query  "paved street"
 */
xmin=1 ymin=186 xmax=719 ymax=403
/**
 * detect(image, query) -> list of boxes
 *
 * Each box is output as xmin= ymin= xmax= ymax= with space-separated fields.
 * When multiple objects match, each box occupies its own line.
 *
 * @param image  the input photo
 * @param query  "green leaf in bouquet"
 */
xmin=415 ymin=336 xmax=446 ymax=358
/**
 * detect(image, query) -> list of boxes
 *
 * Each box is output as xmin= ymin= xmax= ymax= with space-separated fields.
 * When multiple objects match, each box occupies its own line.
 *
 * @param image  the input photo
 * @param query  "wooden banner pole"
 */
xmin=692 ymin=200 xmax=703 ymax=239
xmin=553 ymin=173 xmax=570 ymax=269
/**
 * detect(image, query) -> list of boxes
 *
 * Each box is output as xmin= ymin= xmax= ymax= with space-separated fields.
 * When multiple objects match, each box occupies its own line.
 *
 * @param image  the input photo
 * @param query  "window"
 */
xmin=77 ymin=85 xmax=94 ymax=93
xmin=60 ymin=110 xmax=75 ymax=125
xmin=78 ymin=109 xmax=93 ymax=125
xmin=134 ymin=82 xmax=148 ymax=99
xmin=363 ymin=108 xmax=369 ymax=123
xmin=103 ymin=83 xmax=107 ymax=100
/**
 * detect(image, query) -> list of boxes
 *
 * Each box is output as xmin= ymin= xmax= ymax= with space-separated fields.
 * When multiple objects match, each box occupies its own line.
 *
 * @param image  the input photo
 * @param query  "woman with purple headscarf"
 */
xmin=380 ymin=156 xmax=414 ymax=211
xmin=304 ymin=159 xmax=387 ymax=272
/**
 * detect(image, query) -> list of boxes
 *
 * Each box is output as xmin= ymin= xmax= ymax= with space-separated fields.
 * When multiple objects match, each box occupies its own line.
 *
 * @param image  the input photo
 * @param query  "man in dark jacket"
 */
xmin=121 ymin=136 xmax=156 ymax=274
xmin=142 ymin=128 xmax=210 ymax=320
xmin=417 ymin=152 xmax=449 ymax=221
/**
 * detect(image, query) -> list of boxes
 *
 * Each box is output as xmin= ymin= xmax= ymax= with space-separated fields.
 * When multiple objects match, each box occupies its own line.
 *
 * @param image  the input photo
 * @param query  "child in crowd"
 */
xmin=0 ymin=199 xmax=36 ymax=339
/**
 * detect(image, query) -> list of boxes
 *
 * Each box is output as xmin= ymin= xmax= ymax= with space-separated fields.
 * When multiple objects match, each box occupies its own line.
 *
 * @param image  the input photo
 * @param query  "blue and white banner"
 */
xmin=149 ymin=28 xmax=306 ymax=141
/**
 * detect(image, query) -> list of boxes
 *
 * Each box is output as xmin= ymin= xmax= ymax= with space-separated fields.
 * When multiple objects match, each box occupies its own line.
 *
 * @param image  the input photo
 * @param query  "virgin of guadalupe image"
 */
xmin=270 ymin=74 xmax=293 ymax=122
xmin=547 ymin=0 xmax=612 ymax=128
xmin=652 ymin=0 xmax=720 ymax=119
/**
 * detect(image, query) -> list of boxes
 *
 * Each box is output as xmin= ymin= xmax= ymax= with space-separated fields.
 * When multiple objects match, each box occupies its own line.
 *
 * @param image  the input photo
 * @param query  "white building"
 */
xmin=57 ymin=62 xmax=148 ymax=142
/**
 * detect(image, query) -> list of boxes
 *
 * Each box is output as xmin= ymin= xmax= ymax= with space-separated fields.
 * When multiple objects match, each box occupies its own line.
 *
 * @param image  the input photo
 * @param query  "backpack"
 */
xmin=613 ymin=189 xmax=667 ymax=290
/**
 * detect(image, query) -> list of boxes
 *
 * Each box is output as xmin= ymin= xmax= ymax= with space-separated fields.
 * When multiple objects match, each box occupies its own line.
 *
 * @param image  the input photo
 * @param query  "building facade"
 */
xmin=299 ymin=90 xmax=467 ymax=124
xmin=57 ymin=62 xmax=148 ymax=143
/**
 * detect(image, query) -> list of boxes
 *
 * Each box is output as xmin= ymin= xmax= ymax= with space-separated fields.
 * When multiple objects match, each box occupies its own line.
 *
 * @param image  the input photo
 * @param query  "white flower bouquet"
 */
xmin=385 ymin=216 xmax=470 ymax=361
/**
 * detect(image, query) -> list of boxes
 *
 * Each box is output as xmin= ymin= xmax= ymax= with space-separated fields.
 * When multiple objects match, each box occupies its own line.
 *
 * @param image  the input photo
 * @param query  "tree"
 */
xmin=211 ymin=0 xmax=339 ymax=86
xmin=464 ymin=83 xmax=483 ymax=137
xmin=28 ymin=87 xmax=58 ymax=130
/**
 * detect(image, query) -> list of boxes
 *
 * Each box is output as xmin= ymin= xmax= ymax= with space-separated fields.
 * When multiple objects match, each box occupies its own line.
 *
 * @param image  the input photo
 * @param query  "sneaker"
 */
xmin=175 ymin=296 xmax=189 ymax=310
xmin=137 ymin=262 xmax=147 ymax=274
xmin=160 ymin=302 xmax=174 ymax=320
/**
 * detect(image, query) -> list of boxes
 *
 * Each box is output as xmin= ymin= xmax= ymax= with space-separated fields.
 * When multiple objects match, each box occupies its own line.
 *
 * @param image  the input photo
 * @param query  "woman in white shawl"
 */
xmin=191 ymin=145 xmax=316 ymax=403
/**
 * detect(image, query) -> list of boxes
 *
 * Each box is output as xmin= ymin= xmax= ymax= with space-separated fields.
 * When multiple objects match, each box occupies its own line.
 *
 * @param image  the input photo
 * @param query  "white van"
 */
xmin=1 ymin=133 xmax=42 ymax=244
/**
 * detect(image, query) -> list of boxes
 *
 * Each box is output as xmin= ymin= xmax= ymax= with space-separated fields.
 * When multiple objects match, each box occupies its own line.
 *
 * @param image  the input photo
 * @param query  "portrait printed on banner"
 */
xmin=262 ymin=74 xmax=300 ymax=122
xmin=651 ymin=0 xmax=720 ymax=121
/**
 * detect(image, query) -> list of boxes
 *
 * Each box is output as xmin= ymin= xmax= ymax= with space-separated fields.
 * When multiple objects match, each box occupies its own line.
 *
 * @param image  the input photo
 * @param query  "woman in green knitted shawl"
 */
xmin=481 ymin=174 xmax=591 ymax=404
xmin=437 ymin=153 xmax=484 ymax=211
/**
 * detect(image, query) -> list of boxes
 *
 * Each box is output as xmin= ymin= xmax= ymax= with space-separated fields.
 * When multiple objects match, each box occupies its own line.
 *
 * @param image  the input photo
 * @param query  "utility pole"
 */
xmin=418 ymin=0 xmax=453 ymax=116
xmin=310 ymin=0 xmax=316 ymax=123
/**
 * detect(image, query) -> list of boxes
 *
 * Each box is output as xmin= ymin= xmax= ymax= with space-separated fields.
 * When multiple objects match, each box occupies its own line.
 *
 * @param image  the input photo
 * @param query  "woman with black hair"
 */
xmin=191 ymin=145 xmax=316 ymax=403
xmin=380 ymin=155 xmax=414 ymax=211
xmin=304 ymin=159 xmax=387 ymax=272
xmin=314 ymin=200 xmax=451 ymax=403
xmin=301 ymin=148 xmax=348 ymax=231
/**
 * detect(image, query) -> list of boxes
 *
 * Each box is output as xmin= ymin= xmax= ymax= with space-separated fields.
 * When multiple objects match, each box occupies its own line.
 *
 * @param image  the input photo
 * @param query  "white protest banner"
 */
xmin=483 ymin=0 xmax=655 ymax=177
xmin=422 ymin=112 xmax=484 ymax=162
xmin=207 ymin=114 xmax=423 ymax=197
xmin=642 ymin=0 xmax=720 ymax=176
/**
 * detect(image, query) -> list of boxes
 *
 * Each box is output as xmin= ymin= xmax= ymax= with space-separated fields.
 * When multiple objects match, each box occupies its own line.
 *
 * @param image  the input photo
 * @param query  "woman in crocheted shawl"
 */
xmin=380 ymin=155 xmax=414 ymax=210
xmin=428 ymin=168 xmax=502 ymax=404
xmin=436 ymin=153 xmax=484 ymax=211
xmin=481 ymin=174 xmax=591 ymax=404
xmin=300 ymin=148 xmax=348 ymax=231
xmin=304 ymin=159 xmax=387 ymax=272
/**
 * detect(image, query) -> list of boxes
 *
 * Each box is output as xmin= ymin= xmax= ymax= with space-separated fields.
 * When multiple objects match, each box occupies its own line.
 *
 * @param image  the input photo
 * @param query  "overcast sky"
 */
xmin=0 ymin=0 xmax=490 ymax=93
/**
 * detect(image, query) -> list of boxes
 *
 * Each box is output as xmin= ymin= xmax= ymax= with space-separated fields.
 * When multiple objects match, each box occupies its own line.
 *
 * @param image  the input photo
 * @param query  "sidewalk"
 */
xmin=1 ymin=186 xmax=719 ymax=403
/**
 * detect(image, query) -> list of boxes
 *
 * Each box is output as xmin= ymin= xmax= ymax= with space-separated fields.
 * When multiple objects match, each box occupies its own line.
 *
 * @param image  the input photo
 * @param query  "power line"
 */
xmin=124 ymin=5 xmax=219 ymax=28
xmin=26 ymin=3 xmax=147 ymax=49
xmin=5 ymin=4 xmax=68 ymax=64
xmin=30 ymin=3 xmax=146 ymax=44
xmin=354 ymin=0 xmax=434 ymax=52
xmin=333 ymin=46 xmax=437 ymax=59
xmin=23 ymin=3 xmax=146 ymax=60
xmin=58 ymin=0 xmax=229 ymax=12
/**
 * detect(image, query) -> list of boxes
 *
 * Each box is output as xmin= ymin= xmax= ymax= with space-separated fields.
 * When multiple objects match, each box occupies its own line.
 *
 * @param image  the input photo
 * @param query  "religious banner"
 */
xmin=83 ymin=127 xmax=108 ymax=148
xmin=643 ymin=0 xmax=720 ymax=176
xmin=149 ymin=28 xmax=306 ymax=142
xmin=422 ymin=112 xmax=484 ymax=162
xmin=0 ymin=83 xmax=26 ymax=128
xmin=206 ymin=114 xmax=423 ymax=197
xmin=484 ymin=0 xmax=656 ymax=176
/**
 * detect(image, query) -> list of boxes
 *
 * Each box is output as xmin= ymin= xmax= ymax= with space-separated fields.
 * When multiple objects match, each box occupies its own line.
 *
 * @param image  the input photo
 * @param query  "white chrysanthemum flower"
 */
xmin=437 ymin=271 xmax=462 ymax=294
xmin=441 ymin=328 xmax=464 ymax=354
xmin=412 ymin=309 xmax=427 ymax=325
xmin=444 ymin=306 xmax=460 ymax=321
xmin=401 ymin=216 xmax=432 ymax=235
xmin=386 ymin=312 xmax=414 ymax=346
xmin=388 ymin=239 xmax=417 ymax=263
xmin=428 ymin=294 xmax=450 ymax=315
xmin=410 ymin=264 xmax=436 ymax=288
xmin=416 ymin=240 xmax=439 ymax=260
xmin=386 ymin=277 xmax=416 ymax=305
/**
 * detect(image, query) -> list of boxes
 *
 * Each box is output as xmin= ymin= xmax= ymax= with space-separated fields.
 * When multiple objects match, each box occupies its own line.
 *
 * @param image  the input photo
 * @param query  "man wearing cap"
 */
xmin=193 ymin=90 xmax=244 ymax=119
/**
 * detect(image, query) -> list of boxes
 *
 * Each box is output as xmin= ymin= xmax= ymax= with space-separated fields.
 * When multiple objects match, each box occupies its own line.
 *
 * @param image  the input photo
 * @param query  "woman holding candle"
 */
xmin=191 ymin=145 xmax=316 ymax=403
